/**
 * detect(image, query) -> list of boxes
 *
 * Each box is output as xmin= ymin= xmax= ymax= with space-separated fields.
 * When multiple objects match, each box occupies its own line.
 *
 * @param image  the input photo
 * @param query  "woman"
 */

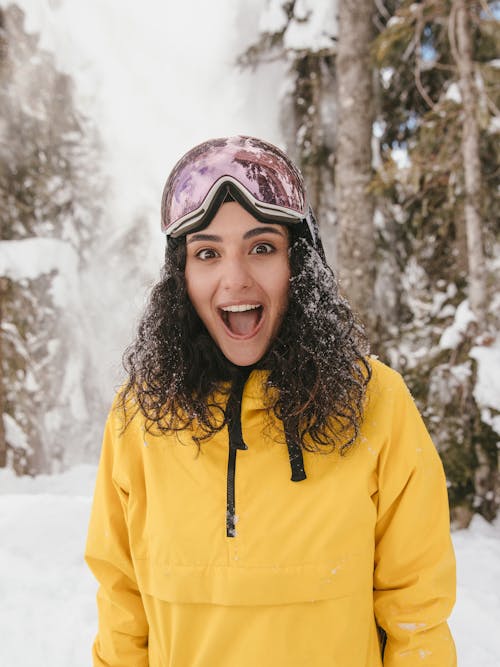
xmin=85 ymin=136 xmax=456 ymax=666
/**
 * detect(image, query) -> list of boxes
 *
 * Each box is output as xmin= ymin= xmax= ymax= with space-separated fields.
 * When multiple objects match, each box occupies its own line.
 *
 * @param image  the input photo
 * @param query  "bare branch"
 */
xmin=432 ymin=61 xmax=457 ymax=73
xmin=374 ymin=15 xmax=386 ymax=33
xmin=415 ymin=63 xmax=436 ymax=108
xmin=374 ymin=0 xmax=391 ymax=21
xmin=478 ymin=0 xmax=495 ymax=19
xmin=448 ymin=1 xmax=460 ymax=66
xmin=402 ymin=32 xmax=418 ymax=62
xmin=414 ymin=6 xmax=435 ymax=109
xmin=485 ymin=94 xmax=500 ymax=118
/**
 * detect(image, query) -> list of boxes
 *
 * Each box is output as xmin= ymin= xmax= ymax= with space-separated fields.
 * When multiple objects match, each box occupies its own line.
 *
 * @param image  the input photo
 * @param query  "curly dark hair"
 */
xmin=119 ymin=224 xmax=372 ymax=456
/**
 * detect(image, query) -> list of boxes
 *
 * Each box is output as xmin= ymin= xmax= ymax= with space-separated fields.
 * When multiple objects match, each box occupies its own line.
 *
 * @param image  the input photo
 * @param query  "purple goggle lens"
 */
xmin=161 ymin=136 xmax=308 ymax=237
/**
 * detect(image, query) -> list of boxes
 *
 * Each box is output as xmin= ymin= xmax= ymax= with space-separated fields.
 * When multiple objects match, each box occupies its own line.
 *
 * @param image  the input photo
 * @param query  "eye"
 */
xmin=195 ymin=247 xmax=219 ymax=260
xmin=251 ymin=242 xmax=275 ymax=255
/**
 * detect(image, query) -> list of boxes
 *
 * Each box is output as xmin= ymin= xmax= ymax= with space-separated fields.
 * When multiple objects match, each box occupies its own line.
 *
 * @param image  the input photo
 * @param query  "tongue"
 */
xmin=227 ymin=309 xmax=260 ymax=336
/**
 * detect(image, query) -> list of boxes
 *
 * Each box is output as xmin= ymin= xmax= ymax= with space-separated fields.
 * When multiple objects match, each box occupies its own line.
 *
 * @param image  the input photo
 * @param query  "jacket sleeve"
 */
xmin=85 ymin=410 xmax=149 ymax=667
xmin=373 ymin=372 xmax=457 ymax=666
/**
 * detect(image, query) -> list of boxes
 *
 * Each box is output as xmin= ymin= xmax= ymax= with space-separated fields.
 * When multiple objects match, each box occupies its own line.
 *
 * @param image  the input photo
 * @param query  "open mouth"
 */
xmin=219 ymin=303 xmax=264 ymax=338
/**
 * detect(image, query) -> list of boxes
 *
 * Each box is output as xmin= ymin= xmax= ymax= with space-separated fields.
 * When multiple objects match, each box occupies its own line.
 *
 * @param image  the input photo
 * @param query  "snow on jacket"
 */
xmin=85 ymin=359 xmax=456 ymax=666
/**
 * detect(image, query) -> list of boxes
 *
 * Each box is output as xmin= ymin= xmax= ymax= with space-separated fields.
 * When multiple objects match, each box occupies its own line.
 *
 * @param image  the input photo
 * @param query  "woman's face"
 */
xmin=185 ymin=202 xmax=290 ymax=366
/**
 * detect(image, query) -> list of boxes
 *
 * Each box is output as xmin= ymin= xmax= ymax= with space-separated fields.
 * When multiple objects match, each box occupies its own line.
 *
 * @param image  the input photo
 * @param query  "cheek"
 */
xmin=272 ymin=266 xmax=291 ymax=314
xmin=184 ymin=265 xmax=206 ymax=315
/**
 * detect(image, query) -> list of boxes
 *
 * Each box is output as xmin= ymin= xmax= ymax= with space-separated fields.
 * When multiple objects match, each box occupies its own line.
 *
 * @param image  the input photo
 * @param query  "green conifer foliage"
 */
xmin=372 ymin=0 xmax=500 ymax=524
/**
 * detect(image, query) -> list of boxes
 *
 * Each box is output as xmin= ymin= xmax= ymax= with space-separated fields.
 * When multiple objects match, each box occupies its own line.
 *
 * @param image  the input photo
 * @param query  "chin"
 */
xmin=220 ymin=343 xmax=266 ymax=368
xmin=224 ymin=352 xmax=263 ymax=367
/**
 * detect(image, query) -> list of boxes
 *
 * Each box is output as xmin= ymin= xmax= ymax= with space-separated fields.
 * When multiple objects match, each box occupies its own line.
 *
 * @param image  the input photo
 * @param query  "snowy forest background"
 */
xmin=1 ymin=1 xmax=499 ymax=521
xmin=0 ymin=2 xmax=499 ymax=665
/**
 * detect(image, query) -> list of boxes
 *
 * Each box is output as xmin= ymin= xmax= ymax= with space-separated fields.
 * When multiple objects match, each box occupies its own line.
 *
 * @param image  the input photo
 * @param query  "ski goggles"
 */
xmin=161 ymin=136 xmax=309 ymax=238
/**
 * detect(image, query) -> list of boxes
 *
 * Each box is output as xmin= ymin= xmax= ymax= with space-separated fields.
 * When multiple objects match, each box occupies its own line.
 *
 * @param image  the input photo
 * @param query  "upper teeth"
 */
xmin=221 ymin=304 xmax=260 ymax=312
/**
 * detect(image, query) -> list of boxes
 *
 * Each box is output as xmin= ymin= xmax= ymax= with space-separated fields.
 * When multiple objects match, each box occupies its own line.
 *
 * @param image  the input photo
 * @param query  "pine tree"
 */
xmin=238 ymin=0 xmax=339 ymax=265
xmin=243 ymin=0 xmax=499 ymax=522
xmin=335 ymin=0 xmax=376 ymax=335
xmin=0 ymin=5 xmax=104 ymax=474
xmin=372 ymin=0 xmax=500 ymax=524
xmin=453 ymin=0 xmax=487 ymax=324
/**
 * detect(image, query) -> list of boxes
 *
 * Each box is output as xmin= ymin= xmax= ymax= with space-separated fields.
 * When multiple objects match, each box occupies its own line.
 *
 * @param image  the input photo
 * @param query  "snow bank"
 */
xmin=450 ymin=515 xmax=500 ymax=666
xmin=0 ymin=491 xmax=96 ymax=667
xmin=0 ymin=463 xmax=97 ymax=495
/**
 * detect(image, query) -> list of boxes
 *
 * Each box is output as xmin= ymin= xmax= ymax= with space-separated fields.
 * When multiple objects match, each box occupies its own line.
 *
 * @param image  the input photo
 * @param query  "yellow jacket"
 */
xmin=85 ymin=359 xmax=456 ymax=666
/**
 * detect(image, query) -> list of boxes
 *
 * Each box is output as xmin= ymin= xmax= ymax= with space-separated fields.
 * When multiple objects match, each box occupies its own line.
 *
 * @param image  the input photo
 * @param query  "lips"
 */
xmin=219 ymin=303 xmax=264 ymax=337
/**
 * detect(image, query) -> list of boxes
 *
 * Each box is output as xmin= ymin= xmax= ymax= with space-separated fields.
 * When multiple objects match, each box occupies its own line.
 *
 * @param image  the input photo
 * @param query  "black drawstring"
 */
xmin=225 ymin=371 xmax=307 ymax=537
xmin=284 ymin=416 xmax=307 ymax=482
xmin=226 ymin=368 xmax=250 ymax=451
xmin=225 ymin=368 xmax=250 ymax=537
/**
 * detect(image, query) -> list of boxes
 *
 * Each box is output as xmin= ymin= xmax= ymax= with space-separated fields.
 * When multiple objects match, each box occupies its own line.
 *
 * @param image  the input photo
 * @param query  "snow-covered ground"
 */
xmin=0 ymin=465 xmax=499 ymax=666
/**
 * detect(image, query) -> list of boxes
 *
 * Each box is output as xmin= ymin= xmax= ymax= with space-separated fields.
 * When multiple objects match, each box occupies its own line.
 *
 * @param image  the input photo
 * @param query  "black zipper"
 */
xmin=226 ymin=446 xmax=238 ymax=537
xmin=225 ymin=370 xmax=249 ymax=538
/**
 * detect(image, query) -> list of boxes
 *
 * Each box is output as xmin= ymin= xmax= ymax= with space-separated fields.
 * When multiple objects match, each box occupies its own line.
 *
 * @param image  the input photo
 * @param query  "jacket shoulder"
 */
xmin=366 ymin=356 xmax=410 ymax=402
xmin=99 ymin=390 xmax=150 ymax=484
xmin=367 ymin=355 xmax=404 ymax=383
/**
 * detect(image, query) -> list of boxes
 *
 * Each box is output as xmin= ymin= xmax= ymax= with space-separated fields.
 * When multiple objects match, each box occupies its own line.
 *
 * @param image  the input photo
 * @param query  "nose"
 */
xmin=220 ymin=256 xmax=253 ymax=290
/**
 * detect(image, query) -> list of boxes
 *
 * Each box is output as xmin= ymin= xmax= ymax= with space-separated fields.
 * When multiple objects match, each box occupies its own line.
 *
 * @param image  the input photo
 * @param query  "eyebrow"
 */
xmin=243 ymin=226 xmax=286 ymax=240
xmin=186 ymin=226 xmax=286 ymax=244
xmin=186 ymin=233 xmax=220 ymax=244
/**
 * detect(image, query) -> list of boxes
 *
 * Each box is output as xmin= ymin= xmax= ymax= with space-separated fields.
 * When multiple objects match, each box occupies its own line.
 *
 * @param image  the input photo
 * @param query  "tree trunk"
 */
xmin=454 ymin=0 xmax=486 ymax=326
xmin=282 ymin=51 xmax=338 ymax=270
xmin=453 ymin=1 xmax=496 ymax=523
xmin=0 ymin=277 xmax=7 ymax=467
xmin=335 ymin=0 xmax=376 ymax=337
